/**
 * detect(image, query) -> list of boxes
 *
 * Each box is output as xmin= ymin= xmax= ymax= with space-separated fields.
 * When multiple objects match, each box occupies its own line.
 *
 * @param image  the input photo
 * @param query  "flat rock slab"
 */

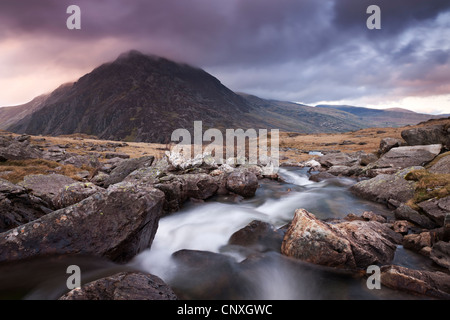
xmin=18 ymin=174 xmax=77 ymax=208
xmin=372 ymin=144 xmax=442 ymax=170
xmin=350 ymin=173 xmax=416 ymax=205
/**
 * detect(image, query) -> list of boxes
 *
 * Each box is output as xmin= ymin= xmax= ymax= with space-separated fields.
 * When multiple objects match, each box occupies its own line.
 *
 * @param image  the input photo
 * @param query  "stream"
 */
xmin=131 ymin=167 xmax=436 ymax=300
xmin=0 ymin=167 xmax=437 ymax=300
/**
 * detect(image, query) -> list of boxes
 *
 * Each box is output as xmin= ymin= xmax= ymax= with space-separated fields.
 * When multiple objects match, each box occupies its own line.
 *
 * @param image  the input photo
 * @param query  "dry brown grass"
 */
xmin=405 ymin=169 xmax=450 ymax=205
xmin=0 ymin=159 xmax=94 ymax=184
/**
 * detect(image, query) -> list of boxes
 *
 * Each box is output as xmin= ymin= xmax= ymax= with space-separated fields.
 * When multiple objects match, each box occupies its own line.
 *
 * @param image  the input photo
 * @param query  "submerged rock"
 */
xmin=228 ymin=220 xmax=285 ymax=253
xmin=226 ymin=169 xmax=259 ymax=198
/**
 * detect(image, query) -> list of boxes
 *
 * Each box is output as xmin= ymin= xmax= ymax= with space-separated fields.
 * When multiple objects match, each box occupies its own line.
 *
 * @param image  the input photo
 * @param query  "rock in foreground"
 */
xmin=0 ymin=182 xmax=164 ymax=263
xmin=381 ymin=265 xmax=450 ymax=299
xmin=281 ymin=209 xmax=400 ymax=270
xmin=60 ymin=272 xmax=177 ymax=300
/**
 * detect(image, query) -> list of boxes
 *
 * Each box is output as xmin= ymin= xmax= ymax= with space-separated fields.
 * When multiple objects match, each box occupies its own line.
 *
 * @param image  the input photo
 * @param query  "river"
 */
xmin=131 ymin=167 xmax=435 ymax=300
xmin=0 ymin=167 xmax=436 ymax=300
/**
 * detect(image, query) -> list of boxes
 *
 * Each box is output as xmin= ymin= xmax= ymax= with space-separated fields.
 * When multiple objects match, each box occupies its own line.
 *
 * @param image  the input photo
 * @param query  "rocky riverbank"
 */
xmin=280 ymin=120 xmax=450 ymax=298
xmin=0 ymin=119 xmax=449 ymax=299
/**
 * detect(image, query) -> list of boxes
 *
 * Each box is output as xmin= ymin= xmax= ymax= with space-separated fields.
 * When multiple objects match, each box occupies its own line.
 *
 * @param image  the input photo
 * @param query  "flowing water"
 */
xmin=0 ymin=167 xmax=437 ymax=299
xmin=131 ymin=167 xmax=435 ymax=300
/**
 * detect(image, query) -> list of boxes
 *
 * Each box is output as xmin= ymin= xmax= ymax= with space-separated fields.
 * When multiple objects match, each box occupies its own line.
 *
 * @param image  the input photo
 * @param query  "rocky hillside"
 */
xmin=1 ymin=51 xmax=444 ymax=143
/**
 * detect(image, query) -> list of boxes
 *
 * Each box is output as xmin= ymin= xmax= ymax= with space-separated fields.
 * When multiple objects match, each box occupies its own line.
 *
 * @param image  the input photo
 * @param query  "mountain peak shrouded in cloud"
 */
xmin=1 ymin=51 xmax=444 ymax=142
xmin=0 ymin=0 xmax=449 ymax=114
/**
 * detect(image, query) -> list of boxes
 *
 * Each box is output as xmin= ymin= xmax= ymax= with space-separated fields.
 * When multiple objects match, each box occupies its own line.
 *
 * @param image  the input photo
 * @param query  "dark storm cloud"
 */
xmin=0 ymin=0 xmax=449 ymax=108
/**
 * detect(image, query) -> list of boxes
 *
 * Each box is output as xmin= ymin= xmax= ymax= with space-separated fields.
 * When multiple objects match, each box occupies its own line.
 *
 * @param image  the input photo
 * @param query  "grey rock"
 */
xmin=430 ymin=241 xmax=450 ymax=270
xmin=52 ymin=182 xmax=104 ymax=209
xmin=381 ymin=265 xmax=450 ymax=299
xmin=317 ymin=153 xmax=358 ymax=168
xmin=379 ymin=137 xmax=405 ymax=155
xmin=0 ymin=182 xmax=165 ymax=263
xmin=350 ymin=173 xmax=416 ymax=205
xmin=428 ymin=154 xmax=450 ymax=174
xmin=0 ymin=135 xmax=42 ymax=161
xmin=418 ymin=196 xmax=450 ymax=227
xmin=401 ymin=124 xmax=450 ymax=149
xmin=59 ymin=272 xmax=177 ymax=300
xmin=226 ymin=169 xmax=259 ymax=198
xmin=371 ymin=145 xmax=442 ymax=170
xmin=359 ymin=153 xmax=379 ymax=166
xmin=394 ymin=204 xmax=437 ymax=229
xmin=102 ymin=156 xmax=154 ymax=187
xmin=309 ymin=172 xmax=336 ymax=182
xmin=228 ymin=220 xmax=285 ymax=253
xmin=281 ymin=209 xmax=400 ymax=270
xmin=155 ymin=173 xmax=220 ymax=213
xmin=0 ymin=178 xmax=51 ymax=232
xmin=18 ymin=174 xmax=77 ymax=209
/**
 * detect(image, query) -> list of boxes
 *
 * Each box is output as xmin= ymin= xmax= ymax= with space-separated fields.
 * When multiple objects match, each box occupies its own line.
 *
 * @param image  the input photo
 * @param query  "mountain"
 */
xmin=5 ymin=50 xmax=257 ymax=143
xmin=1 ymin=50 xmax=445 ymax=142
xmin=316 ymin=104 xmax=446 ymax=127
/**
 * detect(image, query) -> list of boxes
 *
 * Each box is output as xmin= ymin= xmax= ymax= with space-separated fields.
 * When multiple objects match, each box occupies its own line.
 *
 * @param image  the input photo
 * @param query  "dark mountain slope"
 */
xmin=7 ymin=51 xmax=256 ymax=143
xmin=2 ymin=51 xmax=444 ymax=142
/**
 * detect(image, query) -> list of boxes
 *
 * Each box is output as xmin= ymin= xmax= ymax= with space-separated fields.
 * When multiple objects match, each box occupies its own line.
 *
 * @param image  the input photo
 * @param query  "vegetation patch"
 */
xmin=0 ymin=159 xmax=94 ymax=184
xmin=405 ymin=169 xmax=450 ymax=205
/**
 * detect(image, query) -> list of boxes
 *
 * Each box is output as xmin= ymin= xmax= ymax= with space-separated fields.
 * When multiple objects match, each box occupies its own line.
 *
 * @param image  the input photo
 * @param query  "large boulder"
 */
xmin=380 ymin=265 xmax=450 ymax=299
xmin=401 ymin=124 xmax=450 ymax=149
xmin=281 ymin=209 xmax=400 ymax=270
xmin=59 ymin=272 xmax=177 ymax=300
xmin=18 ymin=174 xmax=77 ymax=209
xmin=371 ymin=145 xmax=442 ymax=170
xmin=0 ymin=178 xmax=51 ymax=232
xmin=350 ymin=173 xmax=416 ymax=205
xmin=0 ymin=182 xmax=165 ymax=263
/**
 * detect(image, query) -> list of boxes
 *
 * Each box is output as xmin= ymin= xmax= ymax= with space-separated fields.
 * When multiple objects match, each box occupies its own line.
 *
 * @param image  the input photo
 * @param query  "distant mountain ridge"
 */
xmin=316 ymin=104 xmax=448 ymax=128
xmin=0 ymin=50 xmax=445 ymax=142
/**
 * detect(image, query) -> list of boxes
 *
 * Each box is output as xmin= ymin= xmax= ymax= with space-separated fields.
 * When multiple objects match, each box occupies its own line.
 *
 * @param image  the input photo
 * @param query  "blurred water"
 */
xmin=132 ymin=167 xmax=428 ymax=300
xmin=0 ymin=167 xmax=433 ymax=300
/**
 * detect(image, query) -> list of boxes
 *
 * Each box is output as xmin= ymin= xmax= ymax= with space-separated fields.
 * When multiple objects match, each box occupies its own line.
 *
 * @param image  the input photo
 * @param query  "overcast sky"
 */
xmin=1 ymin=0 xmax=449 ymax=114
